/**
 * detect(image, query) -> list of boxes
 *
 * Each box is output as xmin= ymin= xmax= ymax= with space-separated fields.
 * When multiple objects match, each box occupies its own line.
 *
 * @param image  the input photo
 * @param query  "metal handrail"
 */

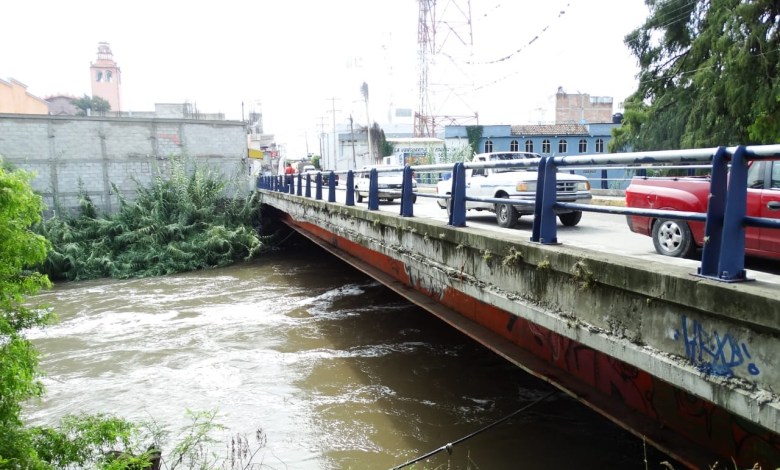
xmin=256 ymin=144 xmax=780 ymax=282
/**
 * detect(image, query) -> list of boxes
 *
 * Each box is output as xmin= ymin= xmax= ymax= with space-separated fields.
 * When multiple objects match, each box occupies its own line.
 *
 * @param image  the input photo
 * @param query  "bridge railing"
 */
xmin=257 ymin=144 xmax=780 ymax=282
xmin=522 ymin=145 xmax=780 ymax=282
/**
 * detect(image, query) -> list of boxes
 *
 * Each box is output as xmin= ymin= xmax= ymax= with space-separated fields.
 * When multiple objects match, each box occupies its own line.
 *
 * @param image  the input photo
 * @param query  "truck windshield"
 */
xmin=490 ymin=153 xmax=534 ymax=173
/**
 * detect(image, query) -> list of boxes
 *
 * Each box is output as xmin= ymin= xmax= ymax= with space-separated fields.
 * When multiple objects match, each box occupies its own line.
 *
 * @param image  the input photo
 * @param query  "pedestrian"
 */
xmin=284 ymin=162 xmax=295 ymax=187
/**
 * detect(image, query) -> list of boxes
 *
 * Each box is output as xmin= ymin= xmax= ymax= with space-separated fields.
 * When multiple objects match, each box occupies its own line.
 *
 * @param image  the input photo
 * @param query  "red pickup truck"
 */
xmin=625 ymin=160 xmax=780 ymax=260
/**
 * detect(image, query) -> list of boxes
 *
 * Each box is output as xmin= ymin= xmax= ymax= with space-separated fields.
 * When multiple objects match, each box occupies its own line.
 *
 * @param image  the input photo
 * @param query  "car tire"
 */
xmin=496 ymin=199 xmax=519 ymax=228
xmin=652 ymin=218 xmax=695 ymax=258
xmin=356 ymin=190 xmax=364 ymax=203
xmin=445 ymin=197 xmax=453 ymax=217
xmin=558 ymin=211 xmax=583 ymax=227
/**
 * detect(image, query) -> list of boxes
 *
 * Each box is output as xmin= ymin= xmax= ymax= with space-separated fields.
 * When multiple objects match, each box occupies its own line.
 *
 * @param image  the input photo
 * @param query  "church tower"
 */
xmin=90 ymin=42 xmax=122 ymax=112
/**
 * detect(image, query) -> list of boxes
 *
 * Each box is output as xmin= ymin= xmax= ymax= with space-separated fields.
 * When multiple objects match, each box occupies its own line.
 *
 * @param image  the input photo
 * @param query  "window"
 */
xmin=747 ymin=161 xmax=766 ymax=189
xmin=106 ymin=71 xmax=113 ymax=82
xmin=578 ymin=139 xmax=587 ymax=153
xmin=558 ymin=139 xmax=568 ymax=154
xmin=484 ymin=140 xmax=493 ymax=153
xmin=510 ymin=139 xmax=519 ymax=151
xmin=772 ymin=162 xmax=780 ymax=189
xmin=595 ymin=138 xmax=604 ymax=153
xmin=542 ymin=139 xmax=551 ymax=154
xmin=96 ymin=71 xmax=103 ymax=82
xmin=525 ymin=139 xmax=534 ymax=152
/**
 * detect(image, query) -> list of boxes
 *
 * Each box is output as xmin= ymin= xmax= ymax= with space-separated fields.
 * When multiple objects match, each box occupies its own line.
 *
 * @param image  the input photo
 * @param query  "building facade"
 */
xmin=0 ymin=77 xmax=49 ymax=114
xmin=444 ymin=121 xmax=629 ymax=189
xmin=554 ymin=86 xmax=615 ymax=124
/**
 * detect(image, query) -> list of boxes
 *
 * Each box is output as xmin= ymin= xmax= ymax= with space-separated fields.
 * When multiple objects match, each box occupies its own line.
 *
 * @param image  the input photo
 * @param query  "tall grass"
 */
xmin=36 ymin=156 xmax=271 ymax=281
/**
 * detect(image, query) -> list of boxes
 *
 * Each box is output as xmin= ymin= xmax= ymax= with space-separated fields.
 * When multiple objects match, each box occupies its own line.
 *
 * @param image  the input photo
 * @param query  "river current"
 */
xmin=24 ymin=237 xmax=674 ymax=469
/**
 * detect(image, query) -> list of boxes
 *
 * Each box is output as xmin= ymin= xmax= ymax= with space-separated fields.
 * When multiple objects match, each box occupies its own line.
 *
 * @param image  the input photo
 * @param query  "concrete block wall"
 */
xmin=0 ymin=114 xmax=248 ymax=216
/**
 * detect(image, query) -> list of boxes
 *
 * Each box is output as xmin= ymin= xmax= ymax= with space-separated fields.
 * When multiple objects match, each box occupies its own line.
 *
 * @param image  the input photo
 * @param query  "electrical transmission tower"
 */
xmin=415 ymin=0 xmax=476 ymax=137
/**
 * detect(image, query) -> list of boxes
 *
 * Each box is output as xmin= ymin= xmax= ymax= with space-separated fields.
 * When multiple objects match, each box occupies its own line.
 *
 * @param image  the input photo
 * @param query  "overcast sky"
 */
xmin=2 ymin=0 xmax=649 ymax=157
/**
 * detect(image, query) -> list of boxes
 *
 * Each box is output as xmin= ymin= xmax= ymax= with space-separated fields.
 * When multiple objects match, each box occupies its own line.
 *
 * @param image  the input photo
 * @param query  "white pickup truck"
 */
xmin=435 ymin=151 xmax=592 ymax=228
xmin=355 ymin=165 xmax=417 ymax=203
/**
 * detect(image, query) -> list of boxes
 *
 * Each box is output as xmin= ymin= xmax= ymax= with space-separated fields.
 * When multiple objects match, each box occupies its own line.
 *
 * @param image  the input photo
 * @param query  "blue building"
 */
xmin=444 ymin=120 xmax=630 ymax=189
xmin=444 ymin=122 xmax=618 ymax=157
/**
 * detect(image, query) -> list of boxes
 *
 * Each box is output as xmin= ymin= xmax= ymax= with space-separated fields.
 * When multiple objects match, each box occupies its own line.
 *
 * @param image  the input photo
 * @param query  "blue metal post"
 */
xmin=327 ymin=171 xmax=336 ymax=203
xmin=449 ymin=163 xmax=467 ymax=227
xmin=315 ymin=173 xmax=323 ymax=200
xmin=698 ymin=147 xmax=728 ymax=278
xmin=305 ymin=174 xmax=312 ymax=198
xmin=530 ymin=158 xmax=547 ymax=242
xmin=368 ymin=168 xmax=379 ymax=210
xmin=537 ymin=157 xmax=559 ymax=244
xmin=400 ymin=165 xmax=414 ymax=217
xmin=345 ymin=171 xmax=355 ymax=206
xmin=289 ymin=175 xmax=295 ymax=194
xmin=296 ymin=174 xmax=302 ymax=196
xmin=717 ymin=146 xmax=749 ymax=281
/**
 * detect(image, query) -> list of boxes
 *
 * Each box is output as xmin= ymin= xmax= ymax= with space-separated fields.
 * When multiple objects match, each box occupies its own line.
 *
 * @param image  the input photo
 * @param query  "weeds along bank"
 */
xmin=35 ymin=156 xmax=273 ymax=282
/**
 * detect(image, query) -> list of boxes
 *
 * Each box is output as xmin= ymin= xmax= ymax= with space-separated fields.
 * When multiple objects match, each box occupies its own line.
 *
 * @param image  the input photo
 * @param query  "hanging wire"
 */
xmin=443 ymin=3 xmax=570 ymax=67
xmin=389 ymin=389 xmax=558 ymax=470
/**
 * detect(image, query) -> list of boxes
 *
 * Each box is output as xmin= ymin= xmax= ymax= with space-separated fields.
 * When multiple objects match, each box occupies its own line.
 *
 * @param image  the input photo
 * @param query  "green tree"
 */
xmin=71 ymin=95 xmax=112 ymax=116
xmin=617 ymin=0 xmax=780 ymax=150
xmin=0 ymin=163 xmax=53 ymax=465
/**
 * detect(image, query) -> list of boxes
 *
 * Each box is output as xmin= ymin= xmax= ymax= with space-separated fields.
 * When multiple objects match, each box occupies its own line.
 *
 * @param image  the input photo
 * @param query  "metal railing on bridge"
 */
xmin=257 ymin=144 xmax=780 ymax=283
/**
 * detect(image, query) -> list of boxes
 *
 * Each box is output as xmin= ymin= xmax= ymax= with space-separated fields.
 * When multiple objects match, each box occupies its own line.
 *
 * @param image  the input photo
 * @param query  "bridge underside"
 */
xmin=260 ymin=192 xmax=780 ymax=469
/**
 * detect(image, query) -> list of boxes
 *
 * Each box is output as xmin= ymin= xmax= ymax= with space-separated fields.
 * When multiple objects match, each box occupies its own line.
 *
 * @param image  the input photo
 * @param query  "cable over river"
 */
xmin=24 ymin=237 xmax=677 ymax=469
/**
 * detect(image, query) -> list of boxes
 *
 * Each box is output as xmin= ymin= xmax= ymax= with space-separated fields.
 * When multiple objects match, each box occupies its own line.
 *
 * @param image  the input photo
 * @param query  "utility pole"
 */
xmin=316 ymin=116 xmax=327 ymax=167
xmin=349 ymin=115 xmax=357 ymax=169
xmin=328 ymin=97 xmax=339 ymax=171
xmin=361 ymin=82 xmax=372 ymax=163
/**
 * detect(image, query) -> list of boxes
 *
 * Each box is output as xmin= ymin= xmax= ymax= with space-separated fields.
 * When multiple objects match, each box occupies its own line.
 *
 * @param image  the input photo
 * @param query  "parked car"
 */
xmin=355 ymin=165 xmax=416 ymax=203
xmin=435 ymin=152 xmax=592 ymax=227
xmin=625 ymin=160 xmax=780 ymax=259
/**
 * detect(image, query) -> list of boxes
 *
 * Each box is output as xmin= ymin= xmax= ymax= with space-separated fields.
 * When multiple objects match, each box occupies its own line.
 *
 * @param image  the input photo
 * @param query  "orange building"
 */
xmin=0 ymin=77 xmax=49 ymax=114
xmin=90 ymin=42 xmax=122 ymax=112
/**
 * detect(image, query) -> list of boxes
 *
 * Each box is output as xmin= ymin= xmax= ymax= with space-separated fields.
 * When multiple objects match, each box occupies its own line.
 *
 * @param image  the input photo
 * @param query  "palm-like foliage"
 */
xmin=37 ymin=156 xmax=271 ymax=281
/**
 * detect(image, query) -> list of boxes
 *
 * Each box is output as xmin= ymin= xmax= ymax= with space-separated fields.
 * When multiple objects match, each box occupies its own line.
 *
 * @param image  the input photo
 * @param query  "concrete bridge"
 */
xmin=257 ymin=146 xmax=780 ymax=469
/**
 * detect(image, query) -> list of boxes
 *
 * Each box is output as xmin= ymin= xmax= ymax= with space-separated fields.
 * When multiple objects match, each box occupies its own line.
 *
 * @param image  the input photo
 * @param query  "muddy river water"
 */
xmin=24 ymin=238 xmax=675 ymax=469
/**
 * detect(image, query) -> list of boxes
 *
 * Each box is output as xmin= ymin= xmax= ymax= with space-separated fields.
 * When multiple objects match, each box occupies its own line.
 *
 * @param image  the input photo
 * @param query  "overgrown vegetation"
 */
xmin=465 ymin=125 xmax=483 ymax=157
xmin=36 ymin=156 xmax=270 ymax=281
xmin=0 ymin=163 xmax=54 ymax=467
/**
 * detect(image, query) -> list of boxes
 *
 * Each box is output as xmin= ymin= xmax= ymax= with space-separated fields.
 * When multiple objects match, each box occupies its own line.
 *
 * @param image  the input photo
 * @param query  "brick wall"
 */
xmin=0 ymin=114 xmax=248 ymax=216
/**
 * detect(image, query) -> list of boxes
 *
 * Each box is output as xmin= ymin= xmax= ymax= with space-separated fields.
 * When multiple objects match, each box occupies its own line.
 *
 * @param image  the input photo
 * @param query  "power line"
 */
xmin=454 ymin=2 xmax=571 ymax=66
xmin=389 ymin=389 xmax=558 ymax=470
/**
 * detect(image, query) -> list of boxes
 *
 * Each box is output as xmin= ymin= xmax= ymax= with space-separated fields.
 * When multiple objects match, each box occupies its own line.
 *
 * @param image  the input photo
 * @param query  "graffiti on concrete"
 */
xmin=675 ymin=315 xmax=760 ymax=377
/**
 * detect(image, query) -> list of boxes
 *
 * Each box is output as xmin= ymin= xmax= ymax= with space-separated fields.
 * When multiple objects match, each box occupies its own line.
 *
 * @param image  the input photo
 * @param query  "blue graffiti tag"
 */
xmin=676 ymin=315 xmax=760 ymax=377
